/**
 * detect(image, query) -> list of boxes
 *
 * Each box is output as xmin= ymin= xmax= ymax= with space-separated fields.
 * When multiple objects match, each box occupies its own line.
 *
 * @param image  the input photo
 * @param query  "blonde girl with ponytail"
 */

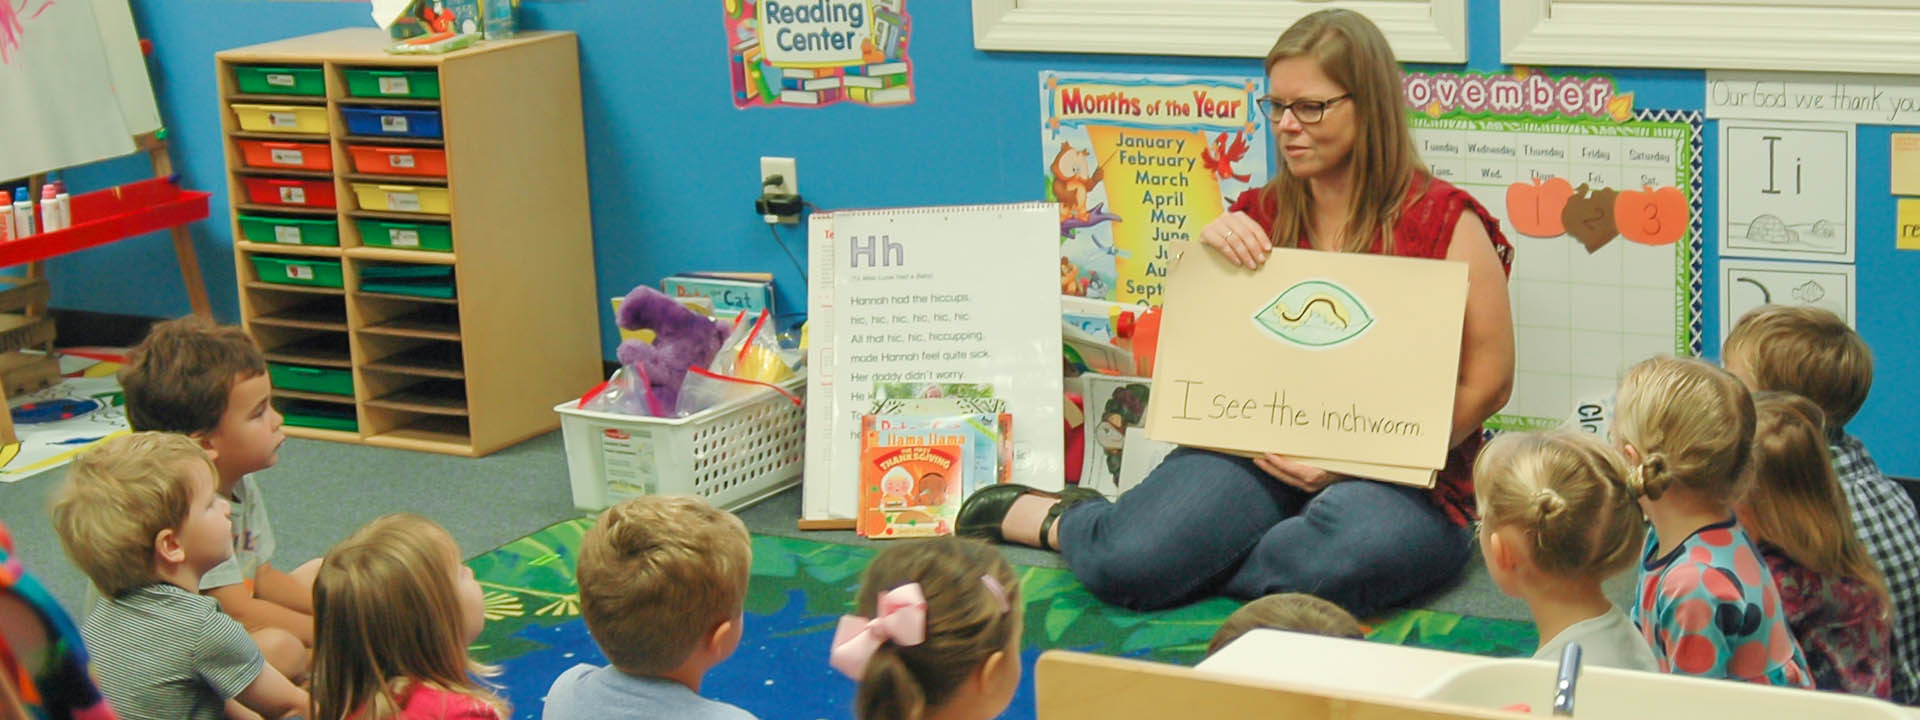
xmin=831 ymin=537 xmax=1021 ymax=720
xmin=1612 ymin=356 xmax=1810 ymax=688
xmin=1473 ymin=429 xmax=1654 ymax=670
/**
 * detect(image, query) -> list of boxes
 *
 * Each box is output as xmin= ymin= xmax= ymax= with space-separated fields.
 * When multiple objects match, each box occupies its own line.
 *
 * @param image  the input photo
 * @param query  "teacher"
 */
xmin=958 ymin=8 xmax=1516 ymax=616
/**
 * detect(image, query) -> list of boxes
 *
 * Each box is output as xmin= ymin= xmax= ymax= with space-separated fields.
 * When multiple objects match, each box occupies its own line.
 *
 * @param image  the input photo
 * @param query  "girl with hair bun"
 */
xmin=1473 ymin=428 xmax=1654 ymax=670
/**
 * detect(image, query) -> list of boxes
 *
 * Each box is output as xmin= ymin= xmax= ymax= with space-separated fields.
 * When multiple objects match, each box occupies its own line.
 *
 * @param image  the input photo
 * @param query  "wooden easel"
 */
xmin=0 ymin=132 xmax=214 ymax=445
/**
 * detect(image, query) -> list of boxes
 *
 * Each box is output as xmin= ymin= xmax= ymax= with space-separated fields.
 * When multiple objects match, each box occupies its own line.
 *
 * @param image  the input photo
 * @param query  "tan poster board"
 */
xmin=1144 ymin=245 xmax=1468 ymax=486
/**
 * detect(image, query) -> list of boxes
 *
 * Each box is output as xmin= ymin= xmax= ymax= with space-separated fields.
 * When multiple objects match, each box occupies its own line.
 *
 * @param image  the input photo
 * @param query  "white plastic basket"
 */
xmin=556 ymin=378 xmax=806 ymax=512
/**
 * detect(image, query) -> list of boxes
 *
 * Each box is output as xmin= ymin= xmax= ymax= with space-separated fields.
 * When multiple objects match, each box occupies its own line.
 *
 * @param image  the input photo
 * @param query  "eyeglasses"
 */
xmin=1257 ymin=94 xmax=1352 ymax=124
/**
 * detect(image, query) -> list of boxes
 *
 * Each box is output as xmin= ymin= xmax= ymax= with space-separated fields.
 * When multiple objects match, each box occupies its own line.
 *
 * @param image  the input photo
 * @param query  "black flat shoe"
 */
xmin=956 ymin=484 xmax=1107 ymax=550
xmin=956 ymin=483 xmax=1037 ymax=543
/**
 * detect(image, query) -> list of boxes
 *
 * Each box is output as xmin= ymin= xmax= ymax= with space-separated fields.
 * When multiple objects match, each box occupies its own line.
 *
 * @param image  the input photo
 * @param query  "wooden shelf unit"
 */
xmin=219 ymin=29 xmax=600 ymax=457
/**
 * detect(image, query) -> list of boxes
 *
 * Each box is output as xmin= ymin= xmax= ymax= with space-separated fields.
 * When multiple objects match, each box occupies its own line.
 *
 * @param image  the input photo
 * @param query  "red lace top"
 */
xmin=1226 ymin=176 xmax=1513 ymax=526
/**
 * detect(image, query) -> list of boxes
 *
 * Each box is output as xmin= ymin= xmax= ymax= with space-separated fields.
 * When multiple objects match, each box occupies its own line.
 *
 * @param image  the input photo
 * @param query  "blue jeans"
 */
xmin=1055 ymin=448 xmax=1471 ymax=616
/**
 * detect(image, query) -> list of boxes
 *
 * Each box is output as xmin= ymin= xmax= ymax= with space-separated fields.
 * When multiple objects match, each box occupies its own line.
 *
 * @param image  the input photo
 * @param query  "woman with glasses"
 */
xmin=959 ymin=9 xmax=1517 ymax=618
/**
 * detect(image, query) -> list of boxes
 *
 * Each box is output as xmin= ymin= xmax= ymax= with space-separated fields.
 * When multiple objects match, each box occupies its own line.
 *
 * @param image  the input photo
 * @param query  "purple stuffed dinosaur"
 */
xmin=615 ymin=286 xmax=729 ymax=415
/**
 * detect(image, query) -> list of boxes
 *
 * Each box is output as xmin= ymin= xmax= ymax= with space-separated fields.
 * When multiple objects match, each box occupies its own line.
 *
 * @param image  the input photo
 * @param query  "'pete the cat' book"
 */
xmin=858 ymin=415 xmax=968 ymax=539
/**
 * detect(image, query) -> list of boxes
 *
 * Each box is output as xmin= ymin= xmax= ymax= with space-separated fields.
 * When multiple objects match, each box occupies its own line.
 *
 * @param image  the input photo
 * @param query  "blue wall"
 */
xmin=58 ymin=0 xmax=1918 ymax=475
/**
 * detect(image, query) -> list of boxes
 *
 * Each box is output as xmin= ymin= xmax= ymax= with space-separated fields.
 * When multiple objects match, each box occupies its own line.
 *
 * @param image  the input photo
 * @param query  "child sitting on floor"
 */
xmin=1614 ymin=356 xmax=1809 ymax=687
xmin=1473 ymin=429 xmax=1654 ymax=671
xmin=544 ymin=496 xmax=757 ymax=720
xmin=1205 ymin=592 xmax=1364 ymax=658
xmin=310 ymin=513 xmax=504 ymax=720
xmin=1739 ymin=392 xmax=1892 ymax=698
xmin=836 ymin=536 xmax=1022 ymax=720
xmin=50 ymin=433 xmax=307 ymax=720
xmin=1723 ymin=304 xmax=1920 ymax=702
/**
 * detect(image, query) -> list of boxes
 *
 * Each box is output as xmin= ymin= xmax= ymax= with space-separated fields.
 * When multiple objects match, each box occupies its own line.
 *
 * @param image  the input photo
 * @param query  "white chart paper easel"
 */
xmin=804 ymin=203 xmax=1065 ymax=525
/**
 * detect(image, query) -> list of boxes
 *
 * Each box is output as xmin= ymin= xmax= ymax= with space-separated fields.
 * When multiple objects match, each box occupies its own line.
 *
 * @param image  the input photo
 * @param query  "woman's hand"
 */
xmin=1201 ymin=211 xmax=1274 ymax=269
xmin=1254 ymin=454 xmax=1344 ymax=493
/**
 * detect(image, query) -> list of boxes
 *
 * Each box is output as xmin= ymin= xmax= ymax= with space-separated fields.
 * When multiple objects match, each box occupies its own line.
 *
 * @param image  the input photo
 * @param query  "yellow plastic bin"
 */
xmin=351 ymin=183 xmax=451 ymax=214
xmin=231 ymin=103 xmax=330 ymax=134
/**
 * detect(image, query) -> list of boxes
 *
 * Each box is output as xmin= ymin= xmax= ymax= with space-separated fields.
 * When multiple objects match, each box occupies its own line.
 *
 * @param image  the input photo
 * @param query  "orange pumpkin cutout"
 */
xmin=1505 ymin=176 xmax=1574 ymax=238
xmin=1561 ymin=184 xmax=1619 ymax=254
xmin=1615 ymin=185 xmax=1688 ymax=246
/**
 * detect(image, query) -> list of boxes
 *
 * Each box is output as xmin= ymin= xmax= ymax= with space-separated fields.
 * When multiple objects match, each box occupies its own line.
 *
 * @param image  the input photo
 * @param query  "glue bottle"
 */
xmin=53 ymin=181 xmax=70 ymax=229
xmin=11 ymin=188 xmax=33 ymax=237
xmin=39 ymin=185 xmax=60 ymax=232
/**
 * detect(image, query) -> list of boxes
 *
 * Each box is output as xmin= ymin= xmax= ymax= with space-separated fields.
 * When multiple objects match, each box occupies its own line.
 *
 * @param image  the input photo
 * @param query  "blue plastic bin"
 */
xmin=341 ymin=106 xmax=444 ymax=139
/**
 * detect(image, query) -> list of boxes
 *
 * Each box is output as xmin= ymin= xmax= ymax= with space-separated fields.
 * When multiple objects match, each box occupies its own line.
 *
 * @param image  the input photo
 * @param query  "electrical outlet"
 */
xmin=760 ymin=156 xmax=797 ymax=197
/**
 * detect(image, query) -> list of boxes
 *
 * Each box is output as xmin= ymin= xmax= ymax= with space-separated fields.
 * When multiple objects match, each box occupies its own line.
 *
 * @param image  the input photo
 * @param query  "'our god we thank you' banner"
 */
xmin=1144 ymin=246 xmax=1468 ymax=486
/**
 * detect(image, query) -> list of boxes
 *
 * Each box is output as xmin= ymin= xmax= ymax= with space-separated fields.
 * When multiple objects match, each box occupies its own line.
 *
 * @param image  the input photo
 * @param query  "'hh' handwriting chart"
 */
xmin=1410 ymin=112 xmax=1703 ymax=430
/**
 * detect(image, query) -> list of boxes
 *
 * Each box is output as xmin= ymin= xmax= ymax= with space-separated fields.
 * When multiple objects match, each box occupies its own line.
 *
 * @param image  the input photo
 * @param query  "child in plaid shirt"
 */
xmin=1724 ymin=304 xmax=1920 ymax=703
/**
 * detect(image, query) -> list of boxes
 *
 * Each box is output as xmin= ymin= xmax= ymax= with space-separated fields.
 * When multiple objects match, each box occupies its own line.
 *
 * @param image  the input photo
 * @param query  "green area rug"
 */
xmin=467 ymin=518 xmax=1537 ymax=720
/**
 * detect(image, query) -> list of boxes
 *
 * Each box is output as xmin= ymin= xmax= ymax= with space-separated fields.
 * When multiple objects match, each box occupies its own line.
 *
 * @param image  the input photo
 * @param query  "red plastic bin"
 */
xmin=346 ymin=145 xmax=446 ymax=177
xmin=237 ymin=139 xmax=332 ymax=171
xmin=242 ymin=177 xmax=336 ymax=209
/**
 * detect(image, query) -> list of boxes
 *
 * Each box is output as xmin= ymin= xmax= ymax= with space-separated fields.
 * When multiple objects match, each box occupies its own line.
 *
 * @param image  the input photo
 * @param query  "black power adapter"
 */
xmin=757 ymin=175 xmax=804 ymax=223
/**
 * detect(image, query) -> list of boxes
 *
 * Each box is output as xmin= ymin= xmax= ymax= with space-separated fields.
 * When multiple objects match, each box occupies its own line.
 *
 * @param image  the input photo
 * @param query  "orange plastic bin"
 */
xmin=347 ymin=145 xmax=447 ymax=177
xmin=238 ymin=139 xmax=332 ymax=171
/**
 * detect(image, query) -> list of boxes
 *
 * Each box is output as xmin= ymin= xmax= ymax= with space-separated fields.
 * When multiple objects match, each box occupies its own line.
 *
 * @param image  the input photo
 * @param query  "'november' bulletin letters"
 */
xmin=1144 ymin=245 xmax=1469 ymax=487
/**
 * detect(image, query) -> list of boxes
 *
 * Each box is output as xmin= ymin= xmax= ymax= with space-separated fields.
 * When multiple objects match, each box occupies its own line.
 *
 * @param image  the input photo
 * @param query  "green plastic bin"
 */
xmin=251 ymin=256 xmax=344 ymax=288
xmin=343 ymin=68 xmax=441 ymax=99
xmin=280 ymin=401 xmax=359 ymax=432
xmin=268 ymin=363 xmax=354 ymax=396
xmin=356 ymin=218 xmax=452 ymax=252
xmin=239 ymin=215 xmax=339 ymax=247
xmin=234 ymin=66 xmax=325 ymax=96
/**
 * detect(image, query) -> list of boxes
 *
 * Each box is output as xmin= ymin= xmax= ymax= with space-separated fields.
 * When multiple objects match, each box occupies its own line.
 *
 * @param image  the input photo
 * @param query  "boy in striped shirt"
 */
xmin=50 ymin=433 xmax=307 ymax=720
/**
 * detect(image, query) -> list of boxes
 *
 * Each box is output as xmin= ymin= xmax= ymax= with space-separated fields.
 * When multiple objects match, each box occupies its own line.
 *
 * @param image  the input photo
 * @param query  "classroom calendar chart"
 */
xmin=1410 ymin=111 xmax=1703 ymax=430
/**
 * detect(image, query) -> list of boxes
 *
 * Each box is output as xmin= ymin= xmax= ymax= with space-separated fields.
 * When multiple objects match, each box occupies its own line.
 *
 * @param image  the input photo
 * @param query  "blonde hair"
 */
xmin=1723 ymin=304 xmax=1873 ymax=430
xmin=120 ymin=316 xmax=266 ymax=435
xmin=1260 ymin=8 xmax=1423 ymax=254
xmin=49 ymin=432 xmax=215 ymax=597
xmin=1743 ymin=392 xmax=1890 ymax=605
xmin=310 ymin=514 xmax=504 ymax=720
xmin=1474 ymin=429 xmax=1644 ymax=580
xmin=855 ymin=537 xmax=1019 ymax=720
xmin=576 ymin=496 xmax=751 ymax=675
xmin=1206 ymin=593 xmax=1363 ymax=656
xmin=1614 ymin=356 xmax=1755 ymax=506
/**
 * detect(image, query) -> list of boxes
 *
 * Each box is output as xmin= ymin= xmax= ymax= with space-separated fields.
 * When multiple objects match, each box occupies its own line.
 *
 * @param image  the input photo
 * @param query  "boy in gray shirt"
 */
xmin=543 ymin=496 xmax=757 ymax=720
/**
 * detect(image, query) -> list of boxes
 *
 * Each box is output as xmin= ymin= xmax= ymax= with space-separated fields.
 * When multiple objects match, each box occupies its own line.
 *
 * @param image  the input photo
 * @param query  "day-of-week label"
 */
xmin=269 ymin=148 xmax=305 ymax=166
xmin=287 ymin=265 xmax=314 ymax=280
xmin=380 ymin=115 xmax=409 ymax=133
xmin=379 ymin=76 xmax=411 ymax=95
xmin=266 ymin=73 xmax=295 ymax=87
xmin=389 ymin=154 xmax=416 ymax=169
xmin=274 ymin=226 xmax=301 ymax=244
xmin=390 ymin=229 xmax=421 ymax=247
xmin=387 ymin=192 xmax=421 ymax=212
xmin=268 ymin=112 xmax=298 ymax=128
xmin=279 ymin=186 xmax=307 ymax=204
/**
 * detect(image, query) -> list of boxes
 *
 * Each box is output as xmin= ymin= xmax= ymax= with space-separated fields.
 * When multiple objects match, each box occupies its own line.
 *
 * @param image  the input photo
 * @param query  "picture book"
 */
xmin=661 ymin=273 xmax=775 ymax=321
xmin=866 ymin=398 xmax=1013 ymax=496
xmin=858 ymin=415 xmax=968 ymax=539
xmin=1081 ymin=375 xmax=1155 ymax=497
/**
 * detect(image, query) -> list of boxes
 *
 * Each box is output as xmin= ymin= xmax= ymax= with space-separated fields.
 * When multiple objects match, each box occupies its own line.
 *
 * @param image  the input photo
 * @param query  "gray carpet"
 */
xmin=1 ymin=430 xmax=1601 ymax=625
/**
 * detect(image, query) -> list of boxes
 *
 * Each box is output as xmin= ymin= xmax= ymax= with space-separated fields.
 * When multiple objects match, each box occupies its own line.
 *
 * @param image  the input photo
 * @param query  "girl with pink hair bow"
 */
xmin=830 ymin=537 xmax=1022 ymax=720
